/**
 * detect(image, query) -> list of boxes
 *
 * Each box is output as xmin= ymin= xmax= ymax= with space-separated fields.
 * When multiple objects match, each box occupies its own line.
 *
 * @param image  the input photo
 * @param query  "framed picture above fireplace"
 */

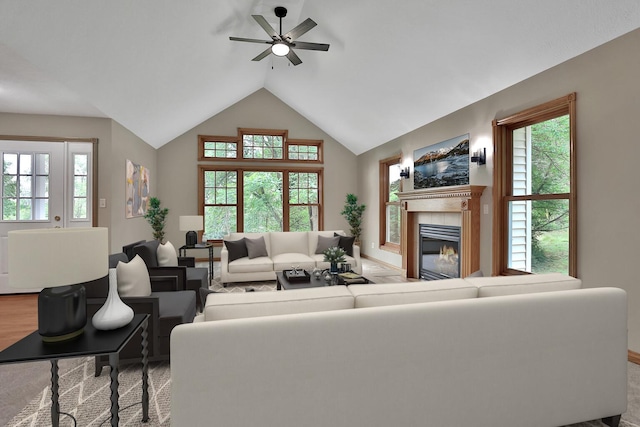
xmin=413 ymin=134 xmax=469 ymax=189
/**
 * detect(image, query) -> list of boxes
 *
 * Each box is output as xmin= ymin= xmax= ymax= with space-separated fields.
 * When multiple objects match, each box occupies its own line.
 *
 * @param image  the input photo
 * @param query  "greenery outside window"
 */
xmin=199 ymin=129 xmax=322 ymax=163
xmin=379 ymin=155 xmax=403 ymax=252
xmin=493 ymin=93 xmax=576 ymax=276
xmin=2 ymin=151 xmax=50 ymax=221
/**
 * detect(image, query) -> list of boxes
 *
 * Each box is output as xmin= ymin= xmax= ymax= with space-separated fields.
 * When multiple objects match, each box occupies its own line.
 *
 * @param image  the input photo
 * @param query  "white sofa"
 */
xmin=220 ymin=230 xmax=362 ymax=285
xmin=171 ymin=274 xmax=628 ymax=427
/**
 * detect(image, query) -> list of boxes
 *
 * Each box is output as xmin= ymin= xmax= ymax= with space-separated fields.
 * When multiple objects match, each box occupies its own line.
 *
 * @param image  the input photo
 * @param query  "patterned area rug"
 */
xmin=6 ymin=357 xmax=170 ymax=426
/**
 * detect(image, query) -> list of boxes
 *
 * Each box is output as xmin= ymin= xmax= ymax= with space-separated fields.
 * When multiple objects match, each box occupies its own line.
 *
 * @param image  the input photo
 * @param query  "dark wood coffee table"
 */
xmin=276 ymin=270 xmax=373 ymax=290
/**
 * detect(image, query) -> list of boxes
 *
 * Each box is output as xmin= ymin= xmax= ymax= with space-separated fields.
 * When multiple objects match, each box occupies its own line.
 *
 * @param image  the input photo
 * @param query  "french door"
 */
xmin=0 ymin=139 xmax=95 ymax=294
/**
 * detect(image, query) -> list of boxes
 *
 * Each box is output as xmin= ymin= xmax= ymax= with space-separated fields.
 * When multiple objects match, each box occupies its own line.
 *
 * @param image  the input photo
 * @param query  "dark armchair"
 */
xmin=124 ymin=240 xmax=209 ymax=311
xmin=85 ymin=253 xmax=196 ymax=376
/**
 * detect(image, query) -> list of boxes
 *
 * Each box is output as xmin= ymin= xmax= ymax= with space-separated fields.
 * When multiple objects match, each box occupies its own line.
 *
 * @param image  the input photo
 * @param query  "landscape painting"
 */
xmin=413 ymin=134 xmax=470 ymax=189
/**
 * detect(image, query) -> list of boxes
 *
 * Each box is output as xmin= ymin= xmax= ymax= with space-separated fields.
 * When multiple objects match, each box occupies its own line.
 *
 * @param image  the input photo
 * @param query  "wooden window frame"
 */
xmin=199 ymin=165 xmax=324 ymax=242
xmin=379 ymin=154 xmax=403 ymax=253
xmin=492 ymin=93 xmax=577 ymax=277
xmin=199 ymin=129 xmax=323 ymax=164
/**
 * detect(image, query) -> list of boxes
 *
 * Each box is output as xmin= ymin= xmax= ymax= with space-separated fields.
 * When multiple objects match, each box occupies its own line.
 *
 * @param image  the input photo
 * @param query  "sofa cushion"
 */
xmin=270 ymin=231 xmax=309 ymax=256
xmin=271 ymin=253 xmax=316 ymax=272
xmin=334 ymin=232 xmax=355 ymax=256
xmin=228 ymin=256 xmax=273 ymax=273
xmin=116 ymin=255 xmax=152 ymax=297
xmin=133 ymin=240 xmax=160 ymax=268
xmin=203 ymin=286 xmax=354 ymax=321
xmin=153 ymin=290 xmax=196 ymax=337
xmin=464 ymin=273 xmax=582 ymax=297
xmin=246 ymin=236 xmax=269 ymax=259
xmin=157 ymin=241 xmax=178 ymax=266
xmin=224 ymin=238 xmax=248 ymax=262
xmin=348 ymin=279 xmax=478 ymax=308
xmin=315 ymin=235 xmax=340 ymax=254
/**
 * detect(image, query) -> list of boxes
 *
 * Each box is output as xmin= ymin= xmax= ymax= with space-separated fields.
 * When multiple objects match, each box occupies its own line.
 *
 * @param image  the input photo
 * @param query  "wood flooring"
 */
xmin=0 ymin=294 xmax=38 ymax=351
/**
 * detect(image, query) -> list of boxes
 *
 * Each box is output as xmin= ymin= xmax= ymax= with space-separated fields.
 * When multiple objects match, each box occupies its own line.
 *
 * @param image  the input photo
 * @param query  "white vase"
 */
xmin=92 ymin=269 xmax=134 ymax=330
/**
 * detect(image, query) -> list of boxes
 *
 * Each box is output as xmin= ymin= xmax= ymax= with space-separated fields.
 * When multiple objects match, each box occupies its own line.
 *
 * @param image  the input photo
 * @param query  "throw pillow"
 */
xmin=116 ymin=255 xmax=152 ymax=297
xmin=334 ymin=233 xmax=355 ymax=257
xmin=157 ymin=241 xmax=178 ymax=266
xmin=468 ymin=270 xmax=484 ymax=277
xmin=245 ymin=236 xmax=268 ymax=259
xmin=315 ymin=235 xmax=340 ymax=254
xmin=224 ymin=238 xmax=248 ymax=262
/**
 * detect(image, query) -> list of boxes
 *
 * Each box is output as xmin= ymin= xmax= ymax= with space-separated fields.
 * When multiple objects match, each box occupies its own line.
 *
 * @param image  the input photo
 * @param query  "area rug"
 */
xmin=6 ymin=356 xmax=639 ymax=427
xmin=6 ymin=357 xmax=170 ymax=426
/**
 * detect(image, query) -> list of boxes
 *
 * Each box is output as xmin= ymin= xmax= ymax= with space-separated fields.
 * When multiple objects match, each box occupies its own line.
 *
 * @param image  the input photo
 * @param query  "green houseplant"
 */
xmin=144 ymin=197 xmax=169 ymax=242
xmin=340 ymin=193 xmax=366 ymax=245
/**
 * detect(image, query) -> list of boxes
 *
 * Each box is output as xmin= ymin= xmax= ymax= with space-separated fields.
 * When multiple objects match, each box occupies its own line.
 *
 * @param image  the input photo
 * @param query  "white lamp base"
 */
xmin=92 ymin=269 xmax=134 ymax=330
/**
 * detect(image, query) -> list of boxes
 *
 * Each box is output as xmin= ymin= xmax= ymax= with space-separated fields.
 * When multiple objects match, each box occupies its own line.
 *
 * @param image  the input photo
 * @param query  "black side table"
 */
xmin=0 ymin=314 xmax=150 ymax=427
xmin=179 ymin=243 xmax=214 ymax=281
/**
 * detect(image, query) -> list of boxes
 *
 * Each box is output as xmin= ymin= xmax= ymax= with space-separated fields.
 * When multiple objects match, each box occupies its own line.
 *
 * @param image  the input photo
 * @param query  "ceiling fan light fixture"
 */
xmin=271 ymin=42 xmax=290 ymax=57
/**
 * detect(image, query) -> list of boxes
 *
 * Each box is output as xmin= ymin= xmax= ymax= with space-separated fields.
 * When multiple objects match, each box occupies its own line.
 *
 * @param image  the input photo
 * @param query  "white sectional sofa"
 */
xmin=220 ymin=230 xmax=362 ymax=285
xmin=171 ymin=273 xmax=628 ymax=427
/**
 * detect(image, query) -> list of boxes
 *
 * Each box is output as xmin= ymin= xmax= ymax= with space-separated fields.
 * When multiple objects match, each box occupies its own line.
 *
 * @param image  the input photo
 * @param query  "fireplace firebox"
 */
xmin=419 ymin=224 xmax=461 ymax=280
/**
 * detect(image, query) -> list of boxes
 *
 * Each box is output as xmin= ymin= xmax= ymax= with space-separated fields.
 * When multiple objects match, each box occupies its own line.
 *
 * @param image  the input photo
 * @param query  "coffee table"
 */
xmin=276 ymin=270 xmax=373 ymax=290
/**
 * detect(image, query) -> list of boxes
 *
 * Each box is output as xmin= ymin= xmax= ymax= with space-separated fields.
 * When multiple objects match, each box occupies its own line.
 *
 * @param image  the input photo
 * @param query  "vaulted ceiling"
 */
xmin=1 ymin=1 xmax=639 ymax=155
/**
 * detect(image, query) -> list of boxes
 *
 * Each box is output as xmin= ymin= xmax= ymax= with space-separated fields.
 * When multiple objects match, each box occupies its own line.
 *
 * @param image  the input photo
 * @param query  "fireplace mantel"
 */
xmin=398 ymin=185 xmax=486 ymax=278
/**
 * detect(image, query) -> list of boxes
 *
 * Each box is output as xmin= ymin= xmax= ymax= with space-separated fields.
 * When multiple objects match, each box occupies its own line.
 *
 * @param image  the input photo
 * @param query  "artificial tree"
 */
xmin=340 ymin=193 xmax=366 ymax=245
xmin=144 ymin=197 xmax=169 ymax=242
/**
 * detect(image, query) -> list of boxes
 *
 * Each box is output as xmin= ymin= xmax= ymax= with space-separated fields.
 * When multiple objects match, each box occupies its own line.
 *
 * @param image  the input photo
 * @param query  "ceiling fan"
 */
xmin=229 ymin=6 xmax=330 ymax=66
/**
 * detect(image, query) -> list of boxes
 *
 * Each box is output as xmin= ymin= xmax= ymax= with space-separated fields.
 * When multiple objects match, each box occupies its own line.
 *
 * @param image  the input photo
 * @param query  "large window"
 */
xmin=379 ymin=155 xmax=403 ymax=252
xmin=200 ymin=128 xmax=324 ymax=240
xmin=493 ymin=93 xmax=576 ymax=276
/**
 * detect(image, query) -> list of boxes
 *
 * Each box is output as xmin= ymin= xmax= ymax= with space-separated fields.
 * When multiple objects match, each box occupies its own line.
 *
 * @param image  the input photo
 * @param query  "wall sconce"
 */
xmin=399 ymin=166 xmax=411 ymax=179
xmin=471 ymin=148 xmax=486 ymax=166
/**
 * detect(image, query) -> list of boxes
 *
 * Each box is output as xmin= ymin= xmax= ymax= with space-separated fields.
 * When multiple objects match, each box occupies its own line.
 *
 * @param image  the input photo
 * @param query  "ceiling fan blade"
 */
xmin=292 ymin=41 xmax=330 ymax=51
xmin=283 ymin=18 xmax=317 ymax=42
xmin=229 ymin=36 xmax=272 ymax=45
xmin=286 ymin=49 xmax=302 ymax=66
xmin=252 ymin=47 xmax=273 ymax=62
xmin=252 ymin=15 xmax=280 ymax=41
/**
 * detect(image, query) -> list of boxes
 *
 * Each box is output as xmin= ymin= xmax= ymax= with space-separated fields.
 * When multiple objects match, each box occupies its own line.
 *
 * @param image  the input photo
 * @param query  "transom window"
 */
xmin=199 ymin=128 xmax=322 ymax=163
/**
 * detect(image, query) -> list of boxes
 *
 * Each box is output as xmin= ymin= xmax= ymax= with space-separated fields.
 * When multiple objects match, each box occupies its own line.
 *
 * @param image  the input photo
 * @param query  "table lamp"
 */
xmin=179 ymin=215 xmax=203 ymax=248
xmin=9 ymin=227 xmax=108 ymax=342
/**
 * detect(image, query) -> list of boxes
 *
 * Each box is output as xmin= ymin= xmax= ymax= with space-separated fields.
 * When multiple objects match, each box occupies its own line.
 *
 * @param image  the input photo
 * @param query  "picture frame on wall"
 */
xmin=125 ymin=159 xmax=150 ymax=218
xmin=413 ymin=134 xmax=469 ymax=189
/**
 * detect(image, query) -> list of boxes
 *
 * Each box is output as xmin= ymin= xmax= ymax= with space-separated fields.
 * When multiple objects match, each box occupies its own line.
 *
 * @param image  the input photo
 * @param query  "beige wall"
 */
xmin=157 ymin=88 xmax=358 ymax=253
xmin=358 ymin=28 xmax=640 ymax=351
xmin=0 ymin=113 xmax=157 ymax=253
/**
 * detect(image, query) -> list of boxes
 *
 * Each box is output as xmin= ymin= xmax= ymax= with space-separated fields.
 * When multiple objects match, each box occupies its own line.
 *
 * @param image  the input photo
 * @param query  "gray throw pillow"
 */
xmin=334 ymin=233 xmax=355 ymax=257
xmin=224 ymin=238 xmax=248 ymax=262
xmin=246 ymin=236 xmax=268 ymax=259
xmin=316 ymin=235 xmax=340 ymax=254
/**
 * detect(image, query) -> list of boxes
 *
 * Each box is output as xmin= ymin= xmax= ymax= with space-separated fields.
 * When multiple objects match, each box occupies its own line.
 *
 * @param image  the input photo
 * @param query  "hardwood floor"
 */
xmin=0 ymin=294 xmax=38 ymax=351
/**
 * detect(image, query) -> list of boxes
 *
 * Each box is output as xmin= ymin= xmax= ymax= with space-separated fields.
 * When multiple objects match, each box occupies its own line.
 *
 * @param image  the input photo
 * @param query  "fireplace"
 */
xmin=419 ymin=224 xmax=461 ymax=280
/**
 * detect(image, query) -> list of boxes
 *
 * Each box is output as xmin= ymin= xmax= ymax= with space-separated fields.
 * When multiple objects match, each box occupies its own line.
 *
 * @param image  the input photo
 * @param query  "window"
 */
xmin=199 ymin=129 xmax=322 ymax=163
xmin=379 ymin=155 xmax=403 ymax=252
xmin=2 ymin=152 xmax=50 ymax=221
xmin=201 ymin=167 xmax=322 ymax=239
xmin=493 ymin=93 xmax=576 ymax=276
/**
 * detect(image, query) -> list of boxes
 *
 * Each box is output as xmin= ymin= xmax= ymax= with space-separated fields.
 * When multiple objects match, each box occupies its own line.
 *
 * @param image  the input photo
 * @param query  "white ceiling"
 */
xmin=1 ymin=1 xmax=639 ymax=155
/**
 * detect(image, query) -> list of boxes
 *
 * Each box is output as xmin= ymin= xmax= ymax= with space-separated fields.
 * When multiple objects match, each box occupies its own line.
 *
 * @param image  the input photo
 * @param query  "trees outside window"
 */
xmin=493 ymin=93 xmax=576 ymax=276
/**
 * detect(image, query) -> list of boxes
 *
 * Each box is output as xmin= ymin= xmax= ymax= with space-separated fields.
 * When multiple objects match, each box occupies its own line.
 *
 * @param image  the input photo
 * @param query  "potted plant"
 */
xmin=144 ymin=197 xmax=169 ymax=242
xmin=323 ymin=246 xmax=346 ymax=273
xmin=340 ymin=193 xmax=366 ymax=245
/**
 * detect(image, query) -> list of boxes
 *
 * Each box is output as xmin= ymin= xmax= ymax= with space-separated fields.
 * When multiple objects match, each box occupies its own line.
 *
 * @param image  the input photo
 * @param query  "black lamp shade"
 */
xmin=38 ymin=284 xmax=87 ymax=342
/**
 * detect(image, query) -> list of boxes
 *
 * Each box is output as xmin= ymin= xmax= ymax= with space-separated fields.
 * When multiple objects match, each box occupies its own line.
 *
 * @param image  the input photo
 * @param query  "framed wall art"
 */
xmin=125 ymin=159 xmax=150 ymax=218
xmin=413 ymin=134 xmax=469 ymax=189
